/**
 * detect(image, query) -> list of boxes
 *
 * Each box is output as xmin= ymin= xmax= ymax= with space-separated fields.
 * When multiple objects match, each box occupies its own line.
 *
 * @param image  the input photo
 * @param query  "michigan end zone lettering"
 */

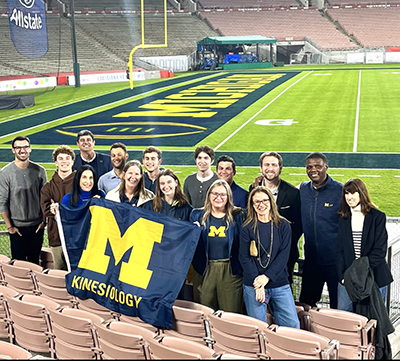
xmin=113 ymin=74 xmax=284 ymax=118
xmin=30 ymin=71 xmax=299 ymax=147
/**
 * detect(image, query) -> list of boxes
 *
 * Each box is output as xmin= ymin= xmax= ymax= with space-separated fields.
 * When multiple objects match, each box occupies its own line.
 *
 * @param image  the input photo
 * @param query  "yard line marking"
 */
xmin=214 ymin=71 xmax=313 ymax=151
xmin=358 ymin=174 xmax=381 ymax=177
xmin=353 ymin=70 xmax=362 ymax=153
xmin=395 ymin=175 xmax=400 ymax=178
xmin=329 ymin=174 xmax=345 ymax=177
xmin=290 ymin=173 xmax=307 ymax=176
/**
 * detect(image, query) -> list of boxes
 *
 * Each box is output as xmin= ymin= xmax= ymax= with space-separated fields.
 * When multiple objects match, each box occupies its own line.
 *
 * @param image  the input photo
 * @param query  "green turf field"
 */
xmin=0 ymin=64 xmax=399 ymax=217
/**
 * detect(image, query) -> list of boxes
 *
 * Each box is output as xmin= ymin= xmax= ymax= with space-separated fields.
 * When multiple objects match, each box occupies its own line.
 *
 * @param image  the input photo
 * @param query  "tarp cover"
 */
xmin=0 ymin=95 xmax=35 ymax=109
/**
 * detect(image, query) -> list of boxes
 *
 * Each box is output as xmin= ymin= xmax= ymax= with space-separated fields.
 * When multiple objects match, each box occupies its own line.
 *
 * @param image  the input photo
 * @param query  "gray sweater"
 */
xmin=183 ymin=172 xmax=218 ymax=208
xmin=0 ymin=161 xmax=47 ymax=227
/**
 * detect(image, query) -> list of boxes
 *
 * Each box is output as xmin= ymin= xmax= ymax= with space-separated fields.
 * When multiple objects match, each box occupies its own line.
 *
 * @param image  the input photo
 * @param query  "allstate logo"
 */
xmin=19 ymin=0 xmax=35 ymax=9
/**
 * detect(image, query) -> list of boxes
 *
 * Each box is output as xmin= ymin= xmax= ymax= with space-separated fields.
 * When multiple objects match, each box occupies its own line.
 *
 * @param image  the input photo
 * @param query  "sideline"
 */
xmin=353 ymin=69 xmax=362 ymax=152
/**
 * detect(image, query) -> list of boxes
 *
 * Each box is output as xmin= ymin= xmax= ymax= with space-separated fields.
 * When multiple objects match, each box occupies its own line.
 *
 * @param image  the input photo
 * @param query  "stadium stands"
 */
xmin=328 ymin=0 xmax=400 ymax=5
xmin=0 ymin=12 xmax=218 ymax=76
xmin=57 ymin=0 xmax=174 ymax=12
xmin=1 ymin=0 xmax=399 ymax=76
xmin=200 ymin=8 xmax=359 ymax=50
xmin=327 ymin=6 xmax=400 ymax=48
xmin=198 ymin=0 xmax=301 ymax=9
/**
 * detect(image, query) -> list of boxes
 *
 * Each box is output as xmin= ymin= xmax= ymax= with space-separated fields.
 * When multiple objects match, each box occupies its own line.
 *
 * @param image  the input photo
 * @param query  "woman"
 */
xmin=60 ymin=165 xmax=105 ymax=209
xmin=239 ymin=186 xmax=299 ymax=328
xmin=190 ymin=179 xmax=245 ymax=313
xmin=141 ymin=169 xmax=192 ymax=221
xmin=337 ymin=178 xmax=393 ymax=312
xmin=106 ymin=160 xmax=153 ymax=206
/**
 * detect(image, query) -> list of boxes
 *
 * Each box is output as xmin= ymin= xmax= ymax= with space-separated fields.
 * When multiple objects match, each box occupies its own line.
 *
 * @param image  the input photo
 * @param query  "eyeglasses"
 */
xmin=210 ymin=192 xmax=228 ymax=199
xmin=253 ymin=199 xmax=270 ymax=206
xmin=13 ymin=145 xmax=30 ymax=151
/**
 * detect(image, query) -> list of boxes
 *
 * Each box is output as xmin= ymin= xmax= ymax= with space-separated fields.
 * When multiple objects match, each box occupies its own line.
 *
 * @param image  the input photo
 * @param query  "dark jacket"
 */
xmin=40 ymin=171 xmax=75 ymax=247
xmin=73 ymin=152 xmax=112 ymax=179
xmin=143 ymin=168 xmax=165 ymax=194
xmin=239 ymin=219 xmax=292 ymax=289
xmin=344 ymin=257 xmax=394 ymax=360
xmin=189 ymin=208 xmax=245 ymax=276
xmin=337 ymin=207 xmax=393 ymax=288
xmin=231 ymin=181 xmax=248 ymax=209
xmin=300 ymin=175 xmax=343 ymax=266
xmin=250 ymin=179 xmax=302 ymax=271
xmin=141 ymin=199 xmax=193 ymax=222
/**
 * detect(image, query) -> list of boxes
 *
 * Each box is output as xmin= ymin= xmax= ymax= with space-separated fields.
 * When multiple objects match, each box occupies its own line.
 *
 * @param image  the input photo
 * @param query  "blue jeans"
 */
xmin=338 ymin=283 xmax=388 ymax=312
xmin=243 ymin=284 xmax=300 ymax=329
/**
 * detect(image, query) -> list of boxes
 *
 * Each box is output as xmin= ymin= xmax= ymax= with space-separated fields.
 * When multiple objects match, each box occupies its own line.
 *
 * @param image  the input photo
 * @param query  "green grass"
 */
xmin=212 ymin=69 xmax=400 ymax=153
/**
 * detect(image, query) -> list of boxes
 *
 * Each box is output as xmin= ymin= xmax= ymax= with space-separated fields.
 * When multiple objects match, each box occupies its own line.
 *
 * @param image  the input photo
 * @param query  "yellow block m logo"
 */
xmin=78 ymin=206 xmax=163 ymax=289
xmin=208 ymin=226 xmax=226 ymax=237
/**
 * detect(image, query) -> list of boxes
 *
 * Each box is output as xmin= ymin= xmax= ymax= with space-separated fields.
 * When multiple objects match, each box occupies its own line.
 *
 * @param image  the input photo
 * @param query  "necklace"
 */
xmin=257 ymin=221 xmax=274 ymax=269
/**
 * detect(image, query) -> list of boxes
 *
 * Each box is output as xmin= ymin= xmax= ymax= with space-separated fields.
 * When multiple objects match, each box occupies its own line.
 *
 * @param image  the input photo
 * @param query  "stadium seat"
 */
xmin=33 ymin=268 xmax=77 ymax=308
xmin=208 ymin=311 xmax=269 ymax=359
xmin=0 ymin=340 xmax=32 ymax=359
xmin=1 ymin=260 xmax=42 ymax=294
xmin=163 ymin=299 xmax=214 ymax=346
xmin=147 ymin=334 xmax=218 ymax=359
xmin=39 ymin=247 xmax=54 ymax=270
xmin=119 ymin=313 xmax=160 ymax=333
xmin=295 ymin=301 xmax=312 ymax=331
xmin=77 ymin=297 xmax=116 ymax=320
xmin=0 ymin=285 xmax=18 ymax=342
xmin=0 ymin=254 xmax=11 ymax=285
xmin=95 ymin=319 xmax=155 ymax=359
xmin=309 ymin=307 xmax=376 ymax=359
xmin=49 ymin=306 xmax=104 ymax=359
xmin=264 ymin=324 xmax=339 ymax=359
xmin=5 ymin=293 xmax=59 ymax=357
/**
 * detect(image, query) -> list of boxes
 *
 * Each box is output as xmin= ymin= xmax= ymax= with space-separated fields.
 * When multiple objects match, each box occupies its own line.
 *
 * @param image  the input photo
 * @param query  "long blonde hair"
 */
xmin=202 ymin=179 xmax=238 ymax=229
xmin=243 ymin=186 xmax=284 ymax=233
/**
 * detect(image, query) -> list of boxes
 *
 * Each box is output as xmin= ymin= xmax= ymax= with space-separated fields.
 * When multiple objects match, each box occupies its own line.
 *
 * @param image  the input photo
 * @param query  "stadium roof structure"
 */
xmin=198 ymin=36 xmax=277 ymax=45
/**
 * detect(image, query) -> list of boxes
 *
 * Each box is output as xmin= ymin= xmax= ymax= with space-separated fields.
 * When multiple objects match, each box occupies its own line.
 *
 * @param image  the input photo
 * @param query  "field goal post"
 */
xmin=127 ymin=0 xmax=168 ymax=89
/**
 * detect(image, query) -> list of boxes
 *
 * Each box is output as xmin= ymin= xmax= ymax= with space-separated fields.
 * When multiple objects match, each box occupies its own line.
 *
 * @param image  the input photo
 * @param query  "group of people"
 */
xmin=0 ymin=132 xmax=393 ymax=340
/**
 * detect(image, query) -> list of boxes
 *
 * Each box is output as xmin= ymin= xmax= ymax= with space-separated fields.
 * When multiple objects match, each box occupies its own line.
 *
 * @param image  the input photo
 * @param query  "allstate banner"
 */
xmin=7 ymin=0 xmax=48 ymax=58
xmin=57 ymin=198 xmax=201 ymax=328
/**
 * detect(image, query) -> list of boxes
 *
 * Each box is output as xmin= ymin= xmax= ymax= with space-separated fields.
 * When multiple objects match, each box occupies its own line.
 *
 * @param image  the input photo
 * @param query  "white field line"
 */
xmin=353 ymin=70 xmax=362 ymax=153
xmin=214 ymin=71 xmax=313 ymax=151
xmin=357 ymin=174 xmax=381 ymax=177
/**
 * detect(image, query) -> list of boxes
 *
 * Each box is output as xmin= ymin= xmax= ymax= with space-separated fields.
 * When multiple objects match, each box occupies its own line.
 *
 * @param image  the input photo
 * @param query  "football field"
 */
xmin=0 ymin=65 xmax=399 ymax=215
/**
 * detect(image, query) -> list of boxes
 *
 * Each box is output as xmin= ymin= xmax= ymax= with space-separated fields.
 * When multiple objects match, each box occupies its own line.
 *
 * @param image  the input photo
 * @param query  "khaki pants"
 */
xmin=196 ymin=259 xmax=243 ymax=313
xmin=51 ymin=246 xmax=67 ymax=271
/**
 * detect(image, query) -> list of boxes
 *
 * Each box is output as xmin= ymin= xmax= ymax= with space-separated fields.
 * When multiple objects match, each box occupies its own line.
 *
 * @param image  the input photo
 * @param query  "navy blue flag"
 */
xmin=7 ymin=0 xmax=48 ymax=58
xmin=57 ymin=198 xmax=201 ymax=328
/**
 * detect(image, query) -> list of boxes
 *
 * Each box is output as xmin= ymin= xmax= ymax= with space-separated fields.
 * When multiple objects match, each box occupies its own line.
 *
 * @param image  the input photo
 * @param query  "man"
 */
xmin=216 ymin=155 xmax=248 ymax=209
xmin=98 ymin=142 xmax=129 ymax=194
xmin=142 ymin=146 xmax=164 ymax=194
xmin=0 ymin=136 xmax=47 ymax=264
xmin=299 ymin=152 xmax=343 ymax=309
xmin=249 ymin=151 xmax=302 ymax=284
xmin=73 ymin=129 xmax=112 ymax=178
xmin=40 ymin=145 xmax=76 ymax=270
xmin=183 ymin=145 xmax=218 ymax=208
